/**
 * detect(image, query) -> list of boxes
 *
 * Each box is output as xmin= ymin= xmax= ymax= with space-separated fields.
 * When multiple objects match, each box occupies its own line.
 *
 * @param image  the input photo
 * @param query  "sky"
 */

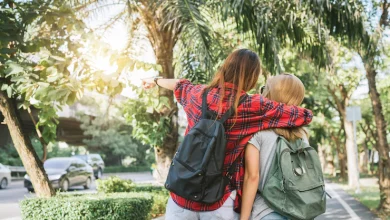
xmin=83 ymin=2 xmax=158 ymax=98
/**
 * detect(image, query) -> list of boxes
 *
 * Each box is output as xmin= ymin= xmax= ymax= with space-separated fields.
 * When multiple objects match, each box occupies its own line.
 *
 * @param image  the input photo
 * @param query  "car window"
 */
xmin=70 ymin=161 xmax=78 ymax=168
xmin=44 ymin=159 xmax=71 ymax=170
xmin=91 ymin=155 xmax=102 ymax=161
xmin=72 ymin=155 xmax=88 ymax=161
xmin=78 ymin=162 xmax=86 ymax=168
xmin=72 ymin=158 xmax=86 ymax=168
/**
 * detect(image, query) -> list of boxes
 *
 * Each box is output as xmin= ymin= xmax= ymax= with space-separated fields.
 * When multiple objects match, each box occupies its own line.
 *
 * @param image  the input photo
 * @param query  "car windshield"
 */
xmin=44 ymin=159 xmax=70 ymax=170
xmin=73 ymin=155 xmax=87 ymax=161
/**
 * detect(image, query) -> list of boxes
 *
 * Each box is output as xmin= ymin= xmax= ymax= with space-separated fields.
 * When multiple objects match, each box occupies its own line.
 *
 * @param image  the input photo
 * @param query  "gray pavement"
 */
xmin=316 ymin=182 xmax=379 ymax=220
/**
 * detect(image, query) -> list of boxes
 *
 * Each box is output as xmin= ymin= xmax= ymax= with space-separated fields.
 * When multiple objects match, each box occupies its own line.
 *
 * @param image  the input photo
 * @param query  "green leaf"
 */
xmin=155 ymin=65 xmax=163 ymax=72
xmin=1 ymin=84 xmax=8 ymax=91
xmin=0 ymin=48 xmax=17 ymax=55
xmin=4 ymin=62 xmax=24 ymax=77
xmin=6 ymin=86 xmax=12 ymax=98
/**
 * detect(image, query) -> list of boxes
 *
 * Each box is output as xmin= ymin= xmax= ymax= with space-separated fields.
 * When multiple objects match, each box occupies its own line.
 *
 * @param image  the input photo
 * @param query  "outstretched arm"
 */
xmin=142 ymin=78 xmax=180 ymax=91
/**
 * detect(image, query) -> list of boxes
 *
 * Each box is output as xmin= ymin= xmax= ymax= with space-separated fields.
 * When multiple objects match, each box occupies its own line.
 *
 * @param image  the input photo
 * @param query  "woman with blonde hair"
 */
xmin=240 ymin=74 xmax=308 ymax=220
xmin=142 ymin=50 xmax=313 ymax=219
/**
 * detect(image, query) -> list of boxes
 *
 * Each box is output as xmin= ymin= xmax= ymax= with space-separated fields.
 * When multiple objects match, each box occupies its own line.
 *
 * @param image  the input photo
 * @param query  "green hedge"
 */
xmin=104 ymin=165 xmax=152 ymax=173
xmin=96 ymin=176 xmax=134 ymax=193
xmin=133 ymin=185 xmax=169 ymax=217
xmin=96 ymin=177 xmax=168 ymax=218
xmin=20 ymin=193 xmax=153 ymax=220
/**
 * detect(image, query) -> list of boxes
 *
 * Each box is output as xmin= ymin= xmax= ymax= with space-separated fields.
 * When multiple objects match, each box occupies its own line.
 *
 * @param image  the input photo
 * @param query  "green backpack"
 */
xmin=262 ymin=136 xmax=326 ymax=220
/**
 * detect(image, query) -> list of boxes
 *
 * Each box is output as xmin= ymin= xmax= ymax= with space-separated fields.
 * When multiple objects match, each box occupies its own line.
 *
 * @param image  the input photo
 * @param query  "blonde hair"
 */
xmin=262 ymin=73 xmax=308 ymax=141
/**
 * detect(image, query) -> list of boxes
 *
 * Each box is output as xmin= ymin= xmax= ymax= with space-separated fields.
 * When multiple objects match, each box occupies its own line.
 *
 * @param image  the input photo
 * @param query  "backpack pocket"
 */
xmin=284 ymin=182 xmax=326 ymax=220
xmin=165 ymin=119 xmax=230 ymax=204
xmin=165 ymin=157 xmax=206 ymax=202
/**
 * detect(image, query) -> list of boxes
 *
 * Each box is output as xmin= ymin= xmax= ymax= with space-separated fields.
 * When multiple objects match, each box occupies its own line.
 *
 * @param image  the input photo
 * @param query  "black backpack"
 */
xmin=165 ymin=89 xmax=247 ymax=204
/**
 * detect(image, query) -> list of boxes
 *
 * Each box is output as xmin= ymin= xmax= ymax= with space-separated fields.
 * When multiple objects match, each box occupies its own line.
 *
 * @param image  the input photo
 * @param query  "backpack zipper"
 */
xmin=175 ymin=158 xmax=197 ymax=173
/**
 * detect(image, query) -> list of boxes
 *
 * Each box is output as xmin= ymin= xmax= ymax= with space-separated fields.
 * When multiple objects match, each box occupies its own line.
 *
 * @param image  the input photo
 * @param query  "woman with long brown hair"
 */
xmin=142 ymin=49 xmax=313 ymax=219
xmin=240 ymin=74 xmax=308 ymax=220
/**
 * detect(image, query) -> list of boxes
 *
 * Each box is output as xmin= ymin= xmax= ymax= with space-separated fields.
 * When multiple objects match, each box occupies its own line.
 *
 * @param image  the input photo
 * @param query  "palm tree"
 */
xmin=356 ymin=0 xmax=390 ymax=214
xmin=72 ymin=0 xmax=214 ymax=181
xmin=72 ymin=0 xmax=369 ymax=182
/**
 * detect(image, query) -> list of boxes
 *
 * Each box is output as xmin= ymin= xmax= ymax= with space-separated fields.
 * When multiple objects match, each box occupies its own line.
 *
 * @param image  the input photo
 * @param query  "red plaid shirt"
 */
xmin=171 ymin=79 xmax=313 ymax=212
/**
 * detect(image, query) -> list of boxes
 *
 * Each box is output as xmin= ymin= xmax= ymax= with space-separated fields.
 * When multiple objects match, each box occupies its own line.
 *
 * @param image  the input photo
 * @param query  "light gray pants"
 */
xmin=165 ymin=197 xmax=239 ymax=220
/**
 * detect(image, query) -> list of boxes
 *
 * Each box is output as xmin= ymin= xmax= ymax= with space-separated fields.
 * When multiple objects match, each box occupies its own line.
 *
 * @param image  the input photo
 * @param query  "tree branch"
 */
xmin=27 ymin=107 xmax=48 ymax=162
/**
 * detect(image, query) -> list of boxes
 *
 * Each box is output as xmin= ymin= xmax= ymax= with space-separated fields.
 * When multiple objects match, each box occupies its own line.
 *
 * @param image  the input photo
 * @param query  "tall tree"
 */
xmin=72 ymin=0 xmax=228 ymax=181
xmin=356 ymin=0 xmax=390 ymax=213
xmin=325 ymin=40 xmax=364 ymax=188
xmin=0 ymin=0 xmax=81 ymax=197
xmin=0 ymin=0 xmax=148 ymax=197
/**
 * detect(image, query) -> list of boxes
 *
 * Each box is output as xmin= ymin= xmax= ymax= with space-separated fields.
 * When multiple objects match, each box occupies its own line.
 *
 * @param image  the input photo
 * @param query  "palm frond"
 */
xmin=216 ymin=0 xmax=366 ymax=73
xmin=161 ymin=0 xmax=216 ymax=72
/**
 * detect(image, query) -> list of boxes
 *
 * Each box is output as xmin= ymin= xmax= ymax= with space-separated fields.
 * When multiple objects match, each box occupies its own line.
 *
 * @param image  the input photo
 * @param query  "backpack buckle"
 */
xmin=225 ymin=172 xmax=233 ymax=179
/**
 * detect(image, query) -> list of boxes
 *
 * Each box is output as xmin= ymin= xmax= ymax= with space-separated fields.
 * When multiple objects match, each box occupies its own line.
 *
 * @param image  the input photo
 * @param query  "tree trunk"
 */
xmin=333 ymin=134 xmax=347 ymax=180
xmin=317 ymin=143 xmax=327 ymax=173
xmin=366 ymin=67 xmax=390 ymax=213
xmin=342 ymin=116 xmax=360 ymax=188
xmin=139 ymin=2 xmax=181 ymax=183
xmin=153 ymin=35 xmax=179 ymax=183
xmin=27 ymin=107 xmax=47 ymax=162
xmin=361 ymin=141 xmax=369 ymax=174
xmin=0 ymin=91 xmax=55 ymax=197
xmin=338 ymin=151 xmax=347 ymax=180
xmin=327 ymin=152 xmax=336 ymax=176
xmin=327 ymin=84 xmax=359 ymax=184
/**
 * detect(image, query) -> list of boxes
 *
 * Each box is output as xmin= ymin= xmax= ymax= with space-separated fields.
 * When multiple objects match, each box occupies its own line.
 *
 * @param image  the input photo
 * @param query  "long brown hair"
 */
xmin=262 ymin=73 xmax=308 ymax=141
xmin=207 ymin=49 xmax=261 ymax=114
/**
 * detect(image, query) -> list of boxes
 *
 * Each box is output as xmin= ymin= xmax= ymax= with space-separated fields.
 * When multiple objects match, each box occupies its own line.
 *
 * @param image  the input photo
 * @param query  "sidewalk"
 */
xmin=316 ymin=182 xmax=379 ymax=220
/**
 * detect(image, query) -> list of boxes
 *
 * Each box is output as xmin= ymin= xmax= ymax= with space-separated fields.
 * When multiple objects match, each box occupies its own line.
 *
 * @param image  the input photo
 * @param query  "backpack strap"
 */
xmin=202 ymin=89 xmax=248 ymax=121
xmin=225 ymin=150 xmax=243 ymax=181
xmin=201 ymin=89 xmax=210 ymax=119
xmin=219 ymin=94 xmax=248 ymax=123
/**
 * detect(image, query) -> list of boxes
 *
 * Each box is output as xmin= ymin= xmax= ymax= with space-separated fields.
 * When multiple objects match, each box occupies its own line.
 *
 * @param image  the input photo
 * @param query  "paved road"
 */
xmin=0 ymin=172 xmax=155 ymax=220
xmin=316 ymin=182 xmax=379 ymax=220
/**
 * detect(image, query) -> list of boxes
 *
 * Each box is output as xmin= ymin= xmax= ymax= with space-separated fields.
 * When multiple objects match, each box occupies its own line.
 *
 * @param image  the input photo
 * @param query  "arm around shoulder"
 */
xmin=255 ymin=95 xmax=313 ymax=128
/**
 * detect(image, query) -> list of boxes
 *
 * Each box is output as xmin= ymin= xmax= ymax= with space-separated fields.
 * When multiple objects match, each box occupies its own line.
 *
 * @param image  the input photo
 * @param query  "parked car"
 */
xmin=24 ymin=157 xmax=93 ymax=192
xmin=72 ymin=154 xmax=105 ymax=179
xmin=0 ymin=163 xmax=11 ymax=189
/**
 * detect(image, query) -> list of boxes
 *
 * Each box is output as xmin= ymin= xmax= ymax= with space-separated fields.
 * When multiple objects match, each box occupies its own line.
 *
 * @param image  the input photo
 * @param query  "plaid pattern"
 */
xmin=171 ymin=79 xmax=313 ymax=212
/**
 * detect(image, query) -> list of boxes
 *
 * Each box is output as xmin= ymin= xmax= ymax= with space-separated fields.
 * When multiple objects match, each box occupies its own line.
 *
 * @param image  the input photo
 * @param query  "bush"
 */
xmin=96 ymin=176 xmax=134 ymax=193
xmin=20 ymin=193 xmax=153 ymax=220
xmin=104 ymin=165 xmax=151 ymax=173
xmin=96 ymin=177 xmax=168 ymax=217
xmin=133 ymin=185 xmax=169 ymax=217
